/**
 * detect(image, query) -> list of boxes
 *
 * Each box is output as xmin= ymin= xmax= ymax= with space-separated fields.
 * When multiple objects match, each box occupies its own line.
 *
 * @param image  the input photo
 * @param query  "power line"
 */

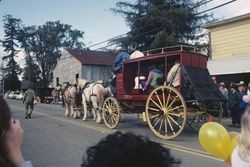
xmin=93 ymin=0 xmax=237 ymax=51
xmin=94 ymin=26 xmax=163 ymax=51
xmin=195 ymin=0 xmax=237 ymax=15
xmin=85 ymin=0 xmax=214 ymax=49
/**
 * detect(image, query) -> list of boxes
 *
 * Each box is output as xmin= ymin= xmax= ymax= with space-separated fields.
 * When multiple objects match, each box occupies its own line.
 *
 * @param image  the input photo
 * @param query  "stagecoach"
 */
xmin=102 ymin=45 xmax=225 ymax=140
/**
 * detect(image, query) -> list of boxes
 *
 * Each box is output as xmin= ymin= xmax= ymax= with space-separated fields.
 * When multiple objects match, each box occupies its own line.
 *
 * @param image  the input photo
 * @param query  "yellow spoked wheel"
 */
xmin=102 ymin=97 xmax=121 ymax=129
xmin=145 ymin=86 xmax=187 ymax=140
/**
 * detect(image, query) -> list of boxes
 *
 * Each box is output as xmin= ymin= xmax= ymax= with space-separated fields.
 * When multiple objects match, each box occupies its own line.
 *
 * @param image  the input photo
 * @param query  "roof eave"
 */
xmin=202 ymin=13 xmax=250 ymax=29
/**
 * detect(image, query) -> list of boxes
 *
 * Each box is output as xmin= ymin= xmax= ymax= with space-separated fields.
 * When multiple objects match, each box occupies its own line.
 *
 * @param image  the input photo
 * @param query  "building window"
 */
xmin=56 ymin=77 xmax=59 ymax=86
xmin=76 ymin=74 xmax=79 ymax=83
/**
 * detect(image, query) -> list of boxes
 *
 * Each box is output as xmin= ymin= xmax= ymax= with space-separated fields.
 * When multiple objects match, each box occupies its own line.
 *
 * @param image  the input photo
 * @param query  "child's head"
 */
xmin=239 ymin=109 xmax=250 ymax=160
xmin=238 ymin=85 xmax=245 ymax=92
xmin=0 ymin=97 xmax=12 ymax=166
xmin=0 ymin=97 xmax=11 ymax=137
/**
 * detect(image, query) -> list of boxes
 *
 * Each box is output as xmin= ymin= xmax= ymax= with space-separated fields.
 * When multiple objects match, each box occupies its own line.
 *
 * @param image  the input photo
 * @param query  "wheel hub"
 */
xmin=162 ymin=107 xmax=169 ymax=116
xmin=108 ymin=108 xmax=113 ymax=114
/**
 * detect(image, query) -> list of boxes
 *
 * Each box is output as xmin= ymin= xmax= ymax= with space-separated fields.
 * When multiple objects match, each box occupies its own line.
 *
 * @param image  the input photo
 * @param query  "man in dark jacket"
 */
xmin=23 ymin=87 xmax=35 ymax=119
xmin=228 ymin=84 xmax=240 ymax=127
xmin=111 ymin=46 xmax=130 ymax=76
xmin=110 ymin=46 xmax=130 ymax=95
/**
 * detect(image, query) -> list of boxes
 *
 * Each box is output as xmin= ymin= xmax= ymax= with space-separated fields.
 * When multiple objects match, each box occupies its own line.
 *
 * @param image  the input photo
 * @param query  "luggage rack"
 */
xmin=143 ymin=45 xmax=203 ymax=56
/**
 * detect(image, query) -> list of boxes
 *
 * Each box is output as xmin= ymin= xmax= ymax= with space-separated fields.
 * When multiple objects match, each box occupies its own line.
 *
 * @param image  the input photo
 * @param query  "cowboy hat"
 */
xmin=115 ymin=46 xmax=122 ymax=53
xmin=237 ymin=81 xmax=245 ymax=86
xmin=219 ymin=82 xmax=225 ymax=87
xmin=230 ymin=84 xmax=237 ymax=90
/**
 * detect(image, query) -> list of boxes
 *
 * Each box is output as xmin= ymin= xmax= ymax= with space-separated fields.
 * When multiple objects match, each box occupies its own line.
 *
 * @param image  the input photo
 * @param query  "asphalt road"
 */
xmin=7 ymin=99 xmax=240 ymax=167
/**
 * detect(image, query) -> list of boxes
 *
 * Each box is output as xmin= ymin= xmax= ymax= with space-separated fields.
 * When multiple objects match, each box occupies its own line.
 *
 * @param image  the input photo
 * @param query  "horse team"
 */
xmin=61 ymin=78 xmax=113 ymax=123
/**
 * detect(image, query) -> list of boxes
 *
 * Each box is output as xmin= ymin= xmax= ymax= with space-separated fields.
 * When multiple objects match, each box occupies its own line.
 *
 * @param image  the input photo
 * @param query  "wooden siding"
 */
xmin=209 ymin=19 xmax=250 ymax=60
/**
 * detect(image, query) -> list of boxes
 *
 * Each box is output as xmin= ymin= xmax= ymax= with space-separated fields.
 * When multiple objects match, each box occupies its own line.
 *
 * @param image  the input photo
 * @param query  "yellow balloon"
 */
xmin=224 ymin=135 xmax=239 ymax=164
xmin=228 ymin=131 xmax=240 ymax=140
xmin=199 ymin=122 xmax=231 ymax=160
xmin=229 ymin=135 xmax=239 ymax=159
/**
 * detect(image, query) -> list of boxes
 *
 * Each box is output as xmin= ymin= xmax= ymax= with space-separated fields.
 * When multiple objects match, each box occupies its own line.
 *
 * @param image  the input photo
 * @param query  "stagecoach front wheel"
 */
xmin=145 ymin=86 xmax=187 ymax=140
xmin=102 ymin=97 xmax=121 ymax=129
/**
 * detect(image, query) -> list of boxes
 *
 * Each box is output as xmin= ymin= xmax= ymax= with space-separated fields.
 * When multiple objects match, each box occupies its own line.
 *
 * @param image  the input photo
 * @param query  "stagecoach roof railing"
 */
xmin=142 ymin=45 xmax=198 ymax=56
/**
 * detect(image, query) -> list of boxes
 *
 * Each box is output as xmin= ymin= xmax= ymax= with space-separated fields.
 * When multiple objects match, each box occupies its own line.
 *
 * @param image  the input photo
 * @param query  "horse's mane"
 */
xmin=78 ymin=78 xmax=88 ymax=88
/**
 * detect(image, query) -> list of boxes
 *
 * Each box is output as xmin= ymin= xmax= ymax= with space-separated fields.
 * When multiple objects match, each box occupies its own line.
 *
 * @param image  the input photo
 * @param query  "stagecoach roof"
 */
xmin=66 ymin=48 xmax=116 ymax=66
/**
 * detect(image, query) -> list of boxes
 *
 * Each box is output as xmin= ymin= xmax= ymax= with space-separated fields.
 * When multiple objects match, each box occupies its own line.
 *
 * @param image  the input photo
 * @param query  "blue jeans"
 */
xmin=54 ymin=96 xmax=59 ymax=105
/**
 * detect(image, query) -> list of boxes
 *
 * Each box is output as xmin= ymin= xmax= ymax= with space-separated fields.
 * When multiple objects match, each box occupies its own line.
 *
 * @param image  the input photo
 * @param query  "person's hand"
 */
xmin=4 ymin=119 xmax=24 ymax=165
xmin=224 ymin=158 xmax=231 ymax=167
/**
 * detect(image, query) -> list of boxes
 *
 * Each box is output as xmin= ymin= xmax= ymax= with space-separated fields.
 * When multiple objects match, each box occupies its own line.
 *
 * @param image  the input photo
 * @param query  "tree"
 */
xmin=18 ymin=21 xmax=85 ymax=87
xmin=111 ymin=0 xmax=211 ymax=50
xmin=21 ymin=56 xmax=42 ymax=86
xmin=1 ymin=14 xmax=22 ymax=90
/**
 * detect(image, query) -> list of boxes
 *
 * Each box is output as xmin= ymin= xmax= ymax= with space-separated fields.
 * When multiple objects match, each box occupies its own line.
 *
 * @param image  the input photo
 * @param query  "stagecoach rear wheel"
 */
xmin=145 ymin=86 xmax=187 ymax=140
xmin=187 ymin=111 xmax=210 ymax=131
xmin=102 ymin=97 xmax=121 ymax=129
xmin=187 ymin=101 xmax=223 ymax=131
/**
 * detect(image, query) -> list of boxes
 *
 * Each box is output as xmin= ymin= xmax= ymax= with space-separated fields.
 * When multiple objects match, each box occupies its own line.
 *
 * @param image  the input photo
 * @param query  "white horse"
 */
xmin=78 ymin=79 xmax=113 ymax=123
xmin=61 ymin=82 xmax=81 ymax=119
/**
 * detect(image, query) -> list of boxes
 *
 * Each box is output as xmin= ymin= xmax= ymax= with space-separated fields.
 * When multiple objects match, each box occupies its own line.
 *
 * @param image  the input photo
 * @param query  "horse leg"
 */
xmin=65 ymin=103 xmax=69 ymax=116
xmin=96 ymin=93 xmax=105 ymax=124
xmin=77 ymin=107 xmax=81 ymax=118
xmin=91 ymin=97 xmax=101 ymax=123
xmin=82 ymin=98 xmax=88 ymax=121
xmin=91 ymin=107 xmax=96 ymax=121
xmin=72 ymin=106 xmax=77 ymax=119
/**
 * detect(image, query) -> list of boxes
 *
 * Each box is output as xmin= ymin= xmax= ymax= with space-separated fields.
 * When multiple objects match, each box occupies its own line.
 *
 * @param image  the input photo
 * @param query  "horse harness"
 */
xmin=82 ymin=82 xmax=102 ymax=103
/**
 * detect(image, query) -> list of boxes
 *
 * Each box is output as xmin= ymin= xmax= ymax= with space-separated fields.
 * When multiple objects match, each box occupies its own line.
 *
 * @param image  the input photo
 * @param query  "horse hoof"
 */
xmin=96 ymin=120 xmax=102 ymax=124
xmin=96 ymin=119 xmax=102 ymax=124
xmin=83 ymin=117 xmax=87 ymax=121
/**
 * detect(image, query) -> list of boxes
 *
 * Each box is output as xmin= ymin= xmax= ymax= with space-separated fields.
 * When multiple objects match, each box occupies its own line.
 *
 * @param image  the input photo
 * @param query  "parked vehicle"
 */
xmin=13 ymin=91 xmax=20 ymax=99
xmin=4 ymin=92 xmax=10 ymax=98
xmin=35 ymin=87 xmax=54 ymax=104
xmin=16 ymin=93 xmax=25 ymax=100
xmin=8 ymin=91 xmax=16 ymax=99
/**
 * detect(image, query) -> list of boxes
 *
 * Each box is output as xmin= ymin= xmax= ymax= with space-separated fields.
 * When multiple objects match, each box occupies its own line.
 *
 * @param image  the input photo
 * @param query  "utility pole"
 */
xmin=2 ymin=60 xmax=4 ymax=94
xmin=28 ymin=55 xmax=31 ymax=87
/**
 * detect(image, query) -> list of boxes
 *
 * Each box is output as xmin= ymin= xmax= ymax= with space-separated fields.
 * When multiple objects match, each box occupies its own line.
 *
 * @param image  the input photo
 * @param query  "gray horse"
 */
xmin=61 ymin=82 xmax=82 ymax=118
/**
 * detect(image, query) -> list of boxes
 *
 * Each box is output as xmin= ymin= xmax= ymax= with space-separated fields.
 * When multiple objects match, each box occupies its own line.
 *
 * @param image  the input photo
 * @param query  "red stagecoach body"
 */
xmin=102 ymin=46 xmax=225 ymax=140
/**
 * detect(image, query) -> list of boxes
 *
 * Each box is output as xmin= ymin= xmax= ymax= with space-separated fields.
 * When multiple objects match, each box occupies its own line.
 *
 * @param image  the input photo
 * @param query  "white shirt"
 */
xmin=232 ymin=146 xmax=250 ymax=167
xmin=167 ymin=63 xmax=180 ymax=87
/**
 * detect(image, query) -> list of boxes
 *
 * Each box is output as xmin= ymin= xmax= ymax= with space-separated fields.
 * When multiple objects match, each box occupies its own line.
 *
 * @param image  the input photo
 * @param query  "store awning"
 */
xmin=207 ymin=56 xmax=250 ymax=75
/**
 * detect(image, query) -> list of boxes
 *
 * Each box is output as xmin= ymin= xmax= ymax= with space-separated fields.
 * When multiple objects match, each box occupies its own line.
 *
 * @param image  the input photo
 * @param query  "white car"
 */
xmin=14 ymin=91 xmax=20 ymax=99
xmin=8 ymin=91 xmax=15 ymax=99
xmin=16 ymin=93 xmax=25 ymax=100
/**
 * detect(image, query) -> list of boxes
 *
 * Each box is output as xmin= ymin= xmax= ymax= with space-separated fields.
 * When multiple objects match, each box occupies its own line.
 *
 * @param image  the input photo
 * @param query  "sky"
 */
xmin=0 ymin=0 xmax=249 ymax=57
